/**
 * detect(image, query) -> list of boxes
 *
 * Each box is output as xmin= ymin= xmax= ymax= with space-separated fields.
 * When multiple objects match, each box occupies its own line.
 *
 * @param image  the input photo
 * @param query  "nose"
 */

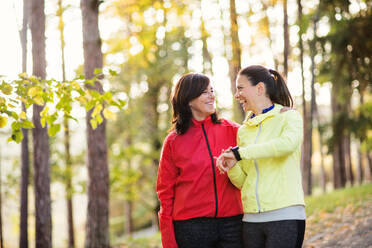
xmin=234 ymin=91 xmax=239 ymax=99
xmin=210 ymin=94 xmax=215 ymax=101
xmin=208 ymin=91 xmax=215 ymax=99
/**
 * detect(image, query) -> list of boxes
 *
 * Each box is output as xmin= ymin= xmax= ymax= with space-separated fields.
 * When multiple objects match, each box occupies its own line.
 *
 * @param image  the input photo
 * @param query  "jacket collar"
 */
xmin=244 ymin=104 xmax=283 ymax=126
xmin=191 ymin=115 xmax=213 ymax=127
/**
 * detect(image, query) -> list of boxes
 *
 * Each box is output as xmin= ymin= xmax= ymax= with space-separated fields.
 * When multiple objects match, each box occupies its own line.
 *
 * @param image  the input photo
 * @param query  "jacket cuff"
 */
xmin=158 ymin=212 xmax=178 ymax=248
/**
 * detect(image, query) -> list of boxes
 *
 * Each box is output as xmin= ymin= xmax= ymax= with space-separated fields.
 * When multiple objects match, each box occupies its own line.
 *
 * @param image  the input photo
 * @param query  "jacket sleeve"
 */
xmin=156 ymin=136 xmax=178 ymax=248
xmin=227 ymin=161 xmax=247 ymax=189
xmin=239 ymin=110 xmax=303 ymax=160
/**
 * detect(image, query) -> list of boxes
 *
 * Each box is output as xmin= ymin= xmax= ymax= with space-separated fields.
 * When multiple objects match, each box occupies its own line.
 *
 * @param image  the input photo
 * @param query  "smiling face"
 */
xmin=235 ymin=74 xmax=259 ymax=113
xmin=189 ymin=83 xmax=216 ymax=121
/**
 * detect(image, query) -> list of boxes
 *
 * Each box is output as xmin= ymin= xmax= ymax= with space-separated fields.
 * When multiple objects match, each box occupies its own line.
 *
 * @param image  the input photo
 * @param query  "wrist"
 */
xmin=231 ymin=146 xmax=242 ymax=161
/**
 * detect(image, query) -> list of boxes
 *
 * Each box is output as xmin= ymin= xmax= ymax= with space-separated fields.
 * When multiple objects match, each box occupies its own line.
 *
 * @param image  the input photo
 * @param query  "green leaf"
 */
xmin=48 ymin=123 xmax=61 ymax=137
xmin=65 ymin=114 xmax=78 ymax=122
xmin=11 ymin=111 xmax=19 ymax=120
xmin=21 ymin=120 xmax=34 ymax=129
xmin=109 ymin=69 xmax=118 ymax=76
xmin=94 ymin=68 xmax=102 ymax=75
xmin=8 ymin=128 xmax=23 ymax=143
xmin=118 ymin=99 xmax=127 ymax=107
xmin=103 ymin=92 xmax=113 ymax=101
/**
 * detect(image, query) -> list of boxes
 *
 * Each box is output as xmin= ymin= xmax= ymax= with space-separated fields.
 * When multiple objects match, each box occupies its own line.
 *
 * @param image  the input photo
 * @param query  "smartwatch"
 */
xmin=231 ymin=146 xmax=242 ymax=161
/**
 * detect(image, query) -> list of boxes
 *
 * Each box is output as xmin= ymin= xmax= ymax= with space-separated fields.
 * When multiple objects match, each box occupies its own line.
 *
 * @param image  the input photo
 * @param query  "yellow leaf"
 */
xmin=103 ymin=108 xmax=116 ymax=121
xmin=92 ymin=104 xmax=102 ymax=117
xmin=40 ymin=106 xmax=49 ymax=117
xmin=0 ymin=115 xmax=7 ymax=128
xmin=19 ymin=72 xmax=28 ymax=78
xmin=71 ymin=81 xmax=80 ymax=90
xmin=28 ymin=87 xmax=39 ymax=97
xmin=34 ymin=96 xmax=44 ymax=106
xmin=76 ymin=96 xmax=87 ymax=105
xmin=90 ymin=119 xmax=97 ymax=129
xmin=20 ymin=111 xmax=27 ymax=120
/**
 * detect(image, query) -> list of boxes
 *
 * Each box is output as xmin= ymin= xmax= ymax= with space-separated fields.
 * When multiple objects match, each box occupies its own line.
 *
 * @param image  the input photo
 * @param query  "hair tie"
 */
xmin=269 ymin=69 xmax=277 ymax=81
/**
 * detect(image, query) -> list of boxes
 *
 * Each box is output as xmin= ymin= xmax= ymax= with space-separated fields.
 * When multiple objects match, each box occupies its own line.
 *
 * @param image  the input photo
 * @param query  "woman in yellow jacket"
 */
xmin=217 ymin=65 xmax=306 ymax=248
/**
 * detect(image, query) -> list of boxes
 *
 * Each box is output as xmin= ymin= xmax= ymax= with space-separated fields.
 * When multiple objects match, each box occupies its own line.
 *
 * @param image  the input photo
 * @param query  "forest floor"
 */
xmin=115 ymin=183 xmax=372 ymax=248
xmin=304 ymin=183 xmax=372 ymax=248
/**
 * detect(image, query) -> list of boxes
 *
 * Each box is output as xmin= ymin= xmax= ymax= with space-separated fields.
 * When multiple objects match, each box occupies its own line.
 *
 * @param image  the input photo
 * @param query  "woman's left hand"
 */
xmin=216 ymin=151 xmax=237 ymax=174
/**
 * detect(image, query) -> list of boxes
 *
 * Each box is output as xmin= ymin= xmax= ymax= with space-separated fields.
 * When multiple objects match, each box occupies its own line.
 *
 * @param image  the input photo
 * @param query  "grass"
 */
xmin=305 ymin=182 xmax=372 ymax=217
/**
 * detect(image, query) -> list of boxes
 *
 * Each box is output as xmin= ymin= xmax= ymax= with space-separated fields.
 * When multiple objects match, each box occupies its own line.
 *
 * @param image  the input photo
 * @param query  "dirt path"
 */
xmin=304 ymin=197 xmax=372 ymax=247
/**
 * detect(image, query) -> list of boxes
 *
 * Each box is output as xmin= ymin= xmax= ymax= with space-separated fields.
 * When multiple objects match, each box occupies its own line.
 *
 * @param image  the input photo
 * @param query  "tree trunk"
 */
xmin=356 ymin=141 xmax=364 ymax=184
xmin=314 ymin=101 xmax=327 ymax=192
xmin=30 ymin=0 xmax=52 ymax=247
xmin=57 ymin=0 xmax=75 ymax=246
xmin=146 ymin=84 xmax=162 ymax=229
xmin=124 ymin=200 xmax=133 ymax=235
xmin=81 ymin=0 xmax=109 ymax=247
xmin=302 ymin=13 xmax=318 ymax=195
xmin=229 ymin=0 xmax=244 ymax=122
xmin=283 ymin=0 xmax=289 ymax=78
xmin=367 ymin=153 xmax=372 ymax=181
xmin=344 ymin=135 xmax=354 ymax=185
xmin=298 ymin=0 xmax=310 ymax=195
xmin=20 ymin=0 xmax=30 ymax=247
xmin=64 ymin=118 xmax=75 ymax=248
xmin=261 ymin=1 xmax=279 ymax=70
xmin=331 ymin=87 xmax=347 ymax=189
xmin=200 ymin=18 xmax=212 ymax=75
xmin=200 ymin=0 xmax=212 ymax=75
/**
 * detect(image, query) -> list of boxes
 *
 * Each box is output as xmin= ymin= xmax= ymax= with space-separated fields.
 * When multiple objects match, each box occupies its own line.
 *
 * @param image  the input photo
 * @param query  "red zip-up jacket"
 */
xmin=156 ymin=117 xmax=243 ymax=248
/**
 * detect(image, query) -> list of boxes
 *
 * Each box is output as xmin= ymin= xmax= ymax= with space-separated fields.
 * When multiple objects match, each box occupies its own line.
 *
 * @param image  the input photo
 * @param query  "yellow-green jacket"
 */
xmin=227 ymin=104 xmax=305 ymax=213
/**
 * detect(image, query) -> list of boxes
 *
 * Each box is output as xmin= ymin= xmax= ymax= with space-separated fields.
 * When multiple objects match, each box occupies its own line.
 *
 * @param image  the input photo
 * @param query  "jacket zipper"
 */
xmin=201 ymin=123 xmax=218 ymax=217
xmin=254 ymin=124 xmax=262 ymax=212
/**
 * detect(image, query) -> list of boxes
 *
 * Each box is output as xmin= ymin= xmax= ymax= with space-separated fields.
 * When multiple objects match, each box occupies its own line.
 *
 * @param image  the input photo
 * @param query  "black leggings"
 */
xmin=242 ymin=220 xmax=305 ymax=248
xmin=174 ymin=215 xmax=243 ymax=248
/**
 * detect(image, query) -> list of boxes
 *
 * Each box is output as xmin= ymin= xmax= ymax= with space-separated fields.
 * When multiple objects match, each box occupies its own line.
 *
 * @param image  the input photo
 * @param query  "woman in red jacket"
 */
xmin=157 ymin=73 xmax=243 ymax=248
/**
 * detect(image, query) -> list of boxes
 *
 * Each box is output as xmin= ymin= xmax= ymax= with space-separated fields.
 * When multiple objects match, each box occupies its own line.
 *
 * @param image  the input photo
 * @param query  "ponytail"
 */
xmin=239 ymin=65 xmax=293 ymax=107
xmin=268 ymin=69 xmax=293 ymax=107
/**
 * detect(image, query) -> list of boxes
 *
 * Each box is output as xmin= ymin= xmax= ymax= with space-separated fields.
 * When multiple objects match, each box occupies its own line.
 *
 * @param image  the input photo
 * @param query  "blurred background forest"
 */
xmin=0 ymin=0 xmax=371 ymax=247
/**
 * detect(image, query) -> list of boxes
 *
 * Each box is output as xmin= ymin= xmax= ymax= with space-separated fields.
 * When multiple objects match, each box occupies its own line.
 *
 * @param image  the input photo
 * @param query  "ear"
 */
xmin=256 ymin=82 xmax=265 ymax=96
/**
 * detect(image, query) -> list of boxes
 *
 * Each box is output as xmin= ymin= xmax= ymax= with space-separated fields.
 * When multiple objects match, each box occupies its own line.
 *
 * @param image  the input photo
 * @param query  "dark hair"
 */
xmin=170 ymin=73 xmax=220 ymax=134
xmin=238 ymin=65 xmax=293 ymax=107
